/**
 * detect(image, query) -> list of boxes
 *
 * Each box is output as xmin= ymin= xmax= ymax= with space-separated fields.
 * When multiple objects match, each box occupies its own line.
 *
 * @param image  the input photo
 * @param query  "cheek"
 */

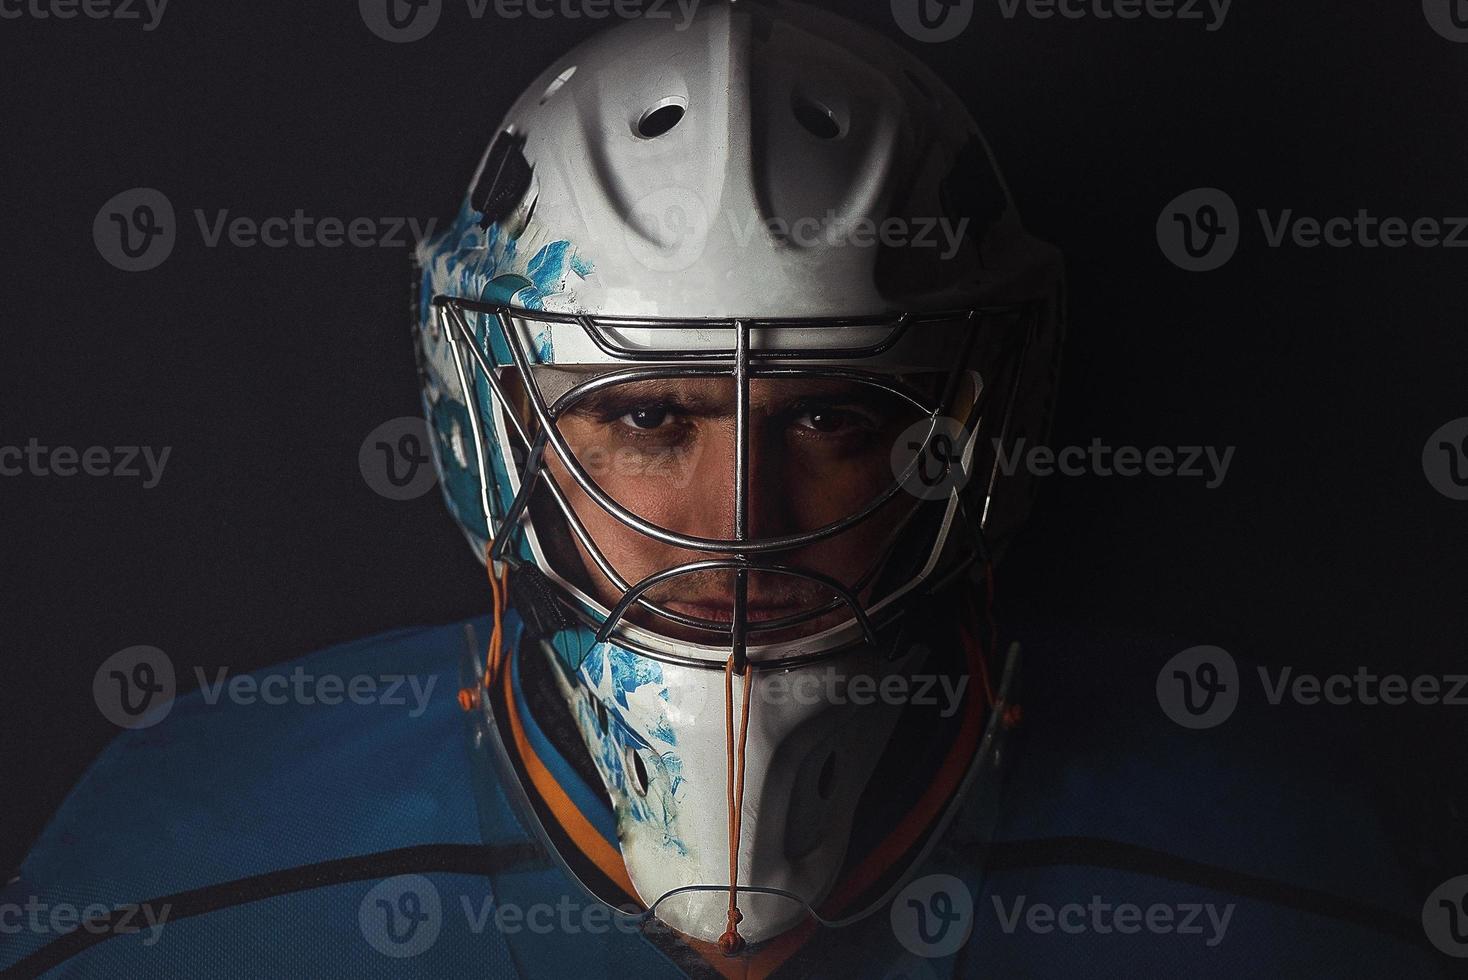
xmin=547 ymin=452 xmax=684 ymax=583
xmin=782 ymin=452 xmax=893 ymax=523
xmin=783 ymin=477 xmax=909 ymax=583
xmin=798 ymin=516 xmax=889 ymax=571
xmin=551 ymin=424 xmax=700 ymax=523
xmin=552 ymin=448 xmax=678 ymax=530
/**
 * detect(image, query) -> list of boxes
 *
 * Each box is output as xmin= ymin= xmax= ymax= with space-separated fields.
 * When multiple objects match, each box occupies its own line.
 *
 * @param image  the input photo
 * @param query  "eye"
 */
xmin=796 ymin=409 xmax=845 ymax=433
xmin=619 ymin=406 xmax=672 ymax=430
xmin=793 ymin=406 xmax=870 ymax=434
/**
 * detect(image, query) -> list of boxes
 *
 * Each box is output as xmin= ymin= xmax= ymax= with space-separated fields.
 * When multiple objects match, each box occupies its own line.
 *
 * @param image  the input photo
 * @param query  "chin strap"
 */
xmin=719 ymin=654 xmax=755 ymax=955
xmin=458 ymin=543 xmax=511 ymax=713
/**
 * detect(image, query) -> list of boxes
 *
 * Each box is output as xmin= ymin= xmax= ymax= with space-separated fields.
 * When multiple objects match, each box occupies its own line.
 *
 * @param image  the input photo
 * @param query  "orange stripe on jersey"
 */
xmin=500 ymin=656 xmax=640 ymax=901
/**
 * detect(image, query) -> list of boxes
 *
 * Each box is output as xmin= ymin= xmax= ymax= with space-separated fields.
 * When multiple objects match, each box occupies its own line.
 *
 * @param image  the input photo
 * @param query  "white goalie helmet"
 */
xmin=414 ymin=0 xmax=1063 ymax=955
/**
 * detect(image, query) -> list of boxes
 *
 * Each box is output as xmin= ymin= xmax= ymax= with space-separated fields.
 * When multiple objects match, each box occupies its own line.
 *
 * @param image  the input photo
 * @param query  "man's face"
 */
xmin=541 ymin=375 xmax=929 ymax=644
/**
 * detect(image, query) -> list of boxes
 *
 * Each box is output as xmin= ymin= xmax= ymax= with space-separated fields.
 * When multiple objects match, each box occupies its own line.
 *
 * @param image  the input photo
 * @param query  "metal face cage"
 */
xmin=430 ymin=296 xmax=1039 ymax=673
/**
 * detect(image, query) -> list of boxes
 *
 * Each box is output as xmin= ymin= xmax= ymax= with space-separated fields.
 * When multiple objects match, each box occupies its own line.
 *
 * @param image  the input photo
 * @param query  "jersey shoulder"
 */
xmin=0 ymin=616 xmax=547 ymax=978
xmin=970 ymin=626 xmax=1439 ymax=976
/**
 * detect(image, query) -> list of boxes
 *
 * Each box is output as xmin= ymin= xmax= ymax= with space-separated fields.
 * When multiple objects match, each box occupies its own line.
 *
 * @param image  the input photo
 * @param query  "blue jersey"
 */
xmin=0 ymin=615 xmax=1443 ymax=978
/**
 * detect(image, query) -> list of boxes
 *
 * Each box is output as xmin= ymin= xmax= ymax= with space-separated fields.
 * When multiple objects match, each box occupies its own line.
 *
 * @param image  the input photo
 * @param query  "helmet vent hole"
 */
xmin=636 ymin=100 xmax=686 ymax=139
xmin=817 ymin=751 xmax=837 ymax=800
xmin=626 ymin=748 xmax=651 ymax=796
xmin=594 ymin=698 xmax=608 ymax=732
xmin=539 ymin=65 xmax=577 ymax=105
xmin=792 ymin=95 xmax=842 ymax=140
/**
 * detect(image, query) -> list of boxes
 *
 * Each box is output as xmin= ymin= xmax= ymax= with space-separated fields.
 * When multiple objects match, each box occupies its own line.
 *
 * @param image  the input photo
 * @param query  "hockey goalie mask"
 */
xmin=413 ymin=0 xmax=1062 ymax=954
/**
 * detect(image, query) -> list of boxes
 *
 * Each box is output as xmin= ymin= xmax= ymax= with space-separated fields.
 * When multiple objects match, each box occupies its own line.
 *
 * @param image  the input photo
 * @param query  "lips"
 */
xmin=665 ymin=600 xmax=815 ymax=624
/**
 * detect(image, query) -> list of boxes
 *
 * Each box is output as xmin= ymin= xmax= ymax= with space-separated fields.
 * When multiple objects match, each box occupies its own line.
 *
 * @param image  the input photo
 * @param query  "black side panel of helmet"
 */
xmin=471 ymin=130 xmax=535 ymax=230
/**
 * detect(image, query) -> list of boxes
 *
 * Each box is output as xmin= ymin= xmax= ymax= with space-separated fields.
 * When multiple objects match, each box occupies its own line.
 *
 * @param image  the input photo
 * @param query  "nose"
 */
xmin=745 ymin=423 xmax=796 ymax=541
xmin=681 ymin=419 xmax=797 ymax=544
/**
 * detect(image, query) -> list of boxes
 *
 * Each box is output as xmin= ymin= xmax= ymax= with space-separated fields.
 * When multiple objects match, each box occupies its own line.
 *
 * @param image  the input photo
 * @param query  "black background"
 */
xmin=3 ymin=0 xmax=1466 ymax=898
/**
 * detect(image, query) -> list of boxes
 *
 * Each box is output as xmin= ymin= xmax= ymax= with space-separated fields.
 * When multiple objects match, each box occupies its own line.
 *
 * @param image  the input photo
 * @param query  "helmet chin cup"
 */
xmin=461 ymin=621 xmax=1027 ymax=949
xmin=647 ymin=885 xmax=812 ymax=946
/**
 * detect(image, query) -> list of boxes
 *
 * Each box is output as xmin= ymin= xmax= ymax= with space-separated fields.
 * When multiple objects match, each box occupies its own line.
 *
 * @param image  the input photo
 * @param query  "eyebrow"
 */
xmin=560 ymin=380 xmax=721 ymax=420
xmin=560 ymin=379 xmax=919 ymax=421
